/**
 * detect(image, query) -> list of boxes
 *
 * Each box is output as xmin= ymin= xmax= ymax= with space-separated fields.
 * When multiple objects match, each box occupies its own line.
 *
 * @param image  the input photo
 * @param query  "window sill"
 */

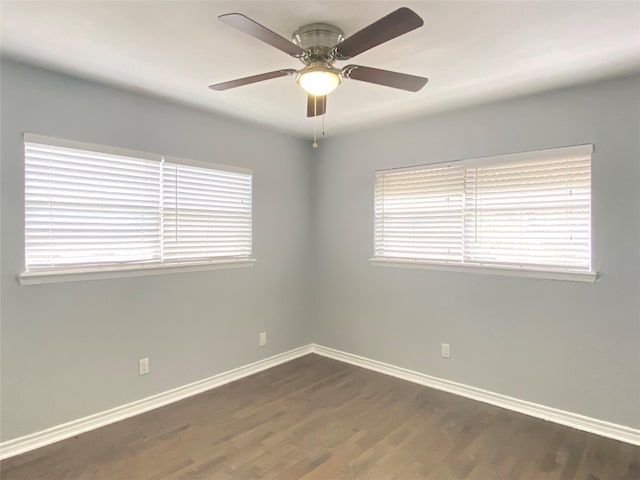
xmin=369 ymin=258 xmax=597 ymax=283
xmin=18 ymin=259 xmax=256 ymax=286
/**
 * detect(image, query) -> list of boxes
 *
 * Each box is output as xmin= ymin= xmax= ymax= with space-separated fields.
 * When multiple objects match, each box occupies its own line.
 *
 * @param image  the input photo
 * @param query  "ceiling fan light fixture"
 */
xmin=297 ymin=68 xmax=341 ymax=96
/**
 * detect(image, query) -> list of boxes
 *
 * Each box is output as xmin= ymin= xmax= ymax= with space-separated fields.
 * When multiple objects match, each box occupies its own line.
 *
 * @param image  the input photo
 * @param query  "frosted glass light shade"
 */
xmin=298 ymin=70 xmax=340 ymax=96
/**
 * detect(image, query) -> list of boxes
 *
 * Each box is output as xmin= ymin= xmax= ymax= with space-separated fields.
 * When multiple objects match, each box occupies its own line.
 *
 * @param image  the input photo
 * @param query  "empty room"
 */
xmin=1 ymin=1 xmax=639 ymax=479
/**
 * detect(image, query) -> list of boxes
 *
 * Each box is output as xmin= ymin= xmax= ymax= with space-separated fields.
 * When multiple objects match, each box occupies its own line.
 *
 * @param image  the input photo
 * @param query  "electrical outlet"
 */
xmin=441 ymin=343 xmax=450 ymax=359
xmin=139 ymin=357 xmax=149 ymax=375
xmin=259 ymin=332 xmax=267 ymax=346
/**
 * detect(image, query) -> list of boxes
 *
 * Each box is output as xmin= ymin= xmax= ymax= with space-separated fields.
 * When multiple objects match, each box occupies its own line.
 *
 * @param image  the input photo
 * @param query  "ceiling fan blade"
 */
xmin=342 ymin=65 xmax=428 ymax=92
xmin=334 ymin=8 xmax=423 ymax=60
xmin=209 ymin=69 xmax=297 ymax=91
xmin=307 ymin=95 xmax=327 ymax=117
xmin=219 ymin=13 xmax=305 ymax=58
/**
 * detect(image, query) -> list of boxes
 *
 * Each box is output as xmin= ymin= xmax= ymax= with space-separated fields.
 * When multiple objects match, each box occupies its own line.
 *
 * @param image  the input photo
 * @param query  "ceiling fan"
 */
xmin=209 ymin=8 xmax=429 ymax=119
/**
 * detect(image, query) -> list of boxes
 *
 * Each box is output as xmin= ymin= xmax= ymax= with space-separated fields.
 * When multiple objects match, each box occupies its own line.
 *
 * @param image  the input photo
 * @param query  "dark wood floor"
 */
xmin=2 ymin=354 xmax=639 ymax=479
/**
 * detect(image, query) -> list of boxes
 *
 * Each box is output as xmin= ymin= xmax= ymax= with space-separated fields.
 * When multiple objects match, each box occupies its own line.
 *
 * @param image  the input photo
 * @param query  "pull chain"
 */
xmin=322 ymin=112 xmax=325 ymax=137
xmin=312 ymin=96 xmax=318 ymax=148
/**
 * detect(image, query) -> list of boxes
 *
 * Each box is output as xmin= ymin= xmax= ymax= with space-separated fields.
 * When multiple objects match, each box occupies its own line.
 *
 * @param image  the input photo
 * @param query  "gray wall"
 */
xmin=0 ymin=59 xmax=313 ymax=441
xmin=312 ymin=75 xmax=640 ymax=429
xmin=2 ymin=58 xmax=639 ymax=443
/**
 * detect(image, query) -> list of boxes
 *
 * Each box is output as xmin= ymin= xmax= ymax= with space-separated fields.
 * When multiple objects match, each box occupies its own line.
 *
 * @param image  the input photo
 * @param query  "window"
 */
xmin=373 ymin=145 xmax=594 ymax=280
xmin=23 ymin=134 xmax=252 ymax=280
xmin=374 ymin=162 xmax=465 ymax=263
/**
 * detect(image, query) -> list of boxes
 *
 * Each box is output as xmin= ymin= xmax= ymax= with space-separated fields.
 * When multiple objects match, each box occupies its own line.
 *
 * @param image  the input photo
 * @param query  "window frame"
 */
xmin=19 ymin=133 xmax=255 ymax=285
xmin=370 ymin=145 xmax=597 ymax=283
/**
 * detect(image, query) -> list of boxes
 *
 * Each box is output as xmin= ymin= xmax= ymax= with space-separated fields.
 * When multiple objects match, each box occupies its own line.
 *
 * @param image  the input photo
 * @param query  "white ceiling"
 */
xmin=2 ymin=1 xmax=640 ymax=139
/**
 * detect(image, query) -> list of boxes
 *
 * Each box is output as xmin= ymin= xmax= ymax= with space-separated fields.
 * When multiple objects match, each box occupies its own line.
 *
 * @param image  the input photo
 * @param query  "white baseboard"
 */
xmin=3 ymin=342 xmax=638 ymax=461
xmin=0 ymin=344 xmax=313 ymax=460
xmin=311 ymin=344 xmax=640 ymax=446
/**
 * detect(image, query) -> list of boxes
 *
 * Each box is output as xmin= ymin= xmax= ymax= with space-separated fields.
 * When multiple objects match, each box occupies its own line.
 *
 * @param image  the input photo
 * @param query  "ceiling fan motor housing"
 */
xmin=292 ymin=23 xmax=344 ymax=63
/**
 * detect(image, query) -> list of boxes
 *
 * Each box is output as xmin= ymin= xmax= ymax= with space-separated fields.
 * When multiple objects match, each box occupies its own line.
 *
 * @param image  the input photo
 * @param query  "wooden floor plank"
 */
xmin=2 ymin=354 xmax=638 ymax=479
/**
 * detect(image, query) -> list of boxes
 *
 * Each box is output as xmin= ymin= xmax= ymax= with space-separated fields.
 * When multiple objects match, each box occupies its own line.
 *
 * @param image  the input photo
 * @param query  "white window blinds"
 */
xmin=161 ymin=161 xmax=252 ymax=263
xmin=24 ymin=135 xmax=253 ymax=274
xmin=374 ymin=145 xmax=592 ymax=274
xmin=25 ymin=141 xmax=161 ymax=270
xmin=463 ymin=153 xmax=591 ymax=271
xmin=374 ymin=164 xmax=464 ymax=262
